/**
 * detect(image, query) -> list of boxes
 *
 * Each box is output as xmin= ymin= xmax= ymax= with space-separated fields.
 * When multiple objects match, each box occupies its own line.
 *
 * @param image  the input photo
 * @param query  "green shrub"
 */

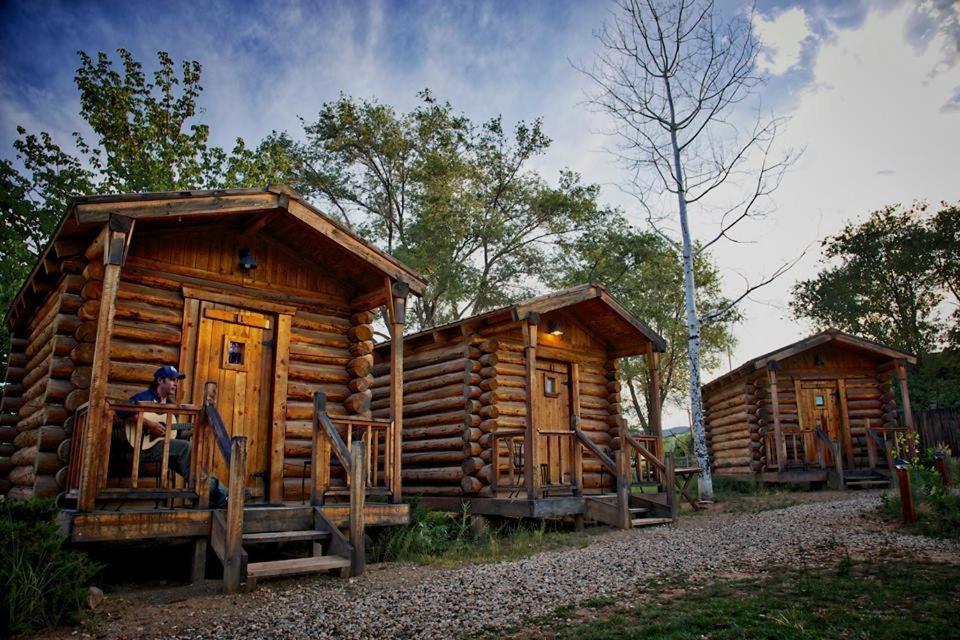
xmin=368 ymin=498 xmax=476 ymax=562
xmin=880 ymin=463 xmax=960 ymax=541
xmin=0 ymin=497 xmax=101 ymax=636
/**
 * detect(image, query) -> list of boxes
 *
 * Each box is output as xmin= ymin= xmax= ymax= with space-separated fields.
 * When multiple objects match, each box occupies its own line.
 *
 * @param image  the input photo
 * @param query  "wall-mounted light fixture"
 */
xmin=546 ymin=319 xmax=563 ymax=336
xmin=238 ymin=248 xmax=258 ymax=271
xmin=813 ymin=353 xmax=825 ymax=367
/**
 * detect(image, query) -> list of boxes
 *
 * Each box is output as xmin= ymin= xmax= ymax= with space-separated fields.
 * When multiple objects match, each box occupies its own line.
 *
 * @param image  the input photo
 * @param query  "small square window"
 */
xmin=544 ymin=375 xmax=560 ymax=397
xmin=815 ymin=395 xmax=825 ymax=407
xmin=222 ymin=336 xmax=248 ymax=370
xmin=228 ymin=341 xmax=245 ymax=365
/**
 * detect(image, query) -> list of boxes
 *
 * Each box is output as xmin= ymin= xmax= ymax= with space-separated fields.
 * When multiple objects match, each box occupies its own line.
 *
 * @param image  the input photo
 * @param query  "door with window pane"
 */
xmin=192 ymin=302 xmax=274 ymax=497
xmin=799 ymin=381 xmax=842 ymax=465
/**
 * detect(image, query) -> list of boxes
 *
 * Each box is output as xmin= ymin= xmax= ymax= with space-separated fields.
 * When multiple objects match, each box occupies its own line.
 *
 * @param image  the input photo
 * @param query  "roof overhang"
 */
xmin=6 ymin=185 xmax=427 ymax=327
xmin=702 ymin=329 xmax=917 ymax=394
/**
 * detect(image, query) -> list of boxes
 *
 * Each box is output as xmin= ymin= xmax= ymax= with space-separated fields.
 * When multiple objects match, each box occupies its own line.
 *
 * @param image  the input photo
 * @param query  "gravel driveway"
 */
xmin=62 ymin=493 xmax=958 ymax=639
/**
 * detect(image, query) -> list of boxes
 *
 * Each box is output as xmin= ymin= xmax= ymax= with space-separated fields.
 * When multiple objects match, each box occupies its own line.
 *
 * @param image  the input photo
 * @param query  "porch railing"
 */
xmin=310 ymin=391 xmax=394 ymax=502
xmin=68 ymin=382 xmax=237 ymax=510
xmin=764 ymin=426 xmax=818 ymax=470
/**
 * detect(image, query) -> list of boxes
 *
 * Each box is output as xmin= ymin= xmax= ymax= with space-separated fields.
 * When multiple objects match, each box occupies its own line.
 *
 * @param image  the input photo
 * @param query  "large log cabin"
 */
xmin=701 ymin=330 xmax=917 ymax=488
xmin=0 ymin=185 xmax=426 ymax=589
xmin=371 ymin=284 xmax=679 ymax=528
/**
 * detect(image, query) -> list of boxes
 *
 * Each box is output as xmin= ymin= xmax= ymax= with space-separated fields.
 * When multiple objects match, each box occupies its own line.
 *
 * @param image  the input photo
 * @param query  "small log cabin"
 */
xmin=701 ymin=329 xmax=917 ymax=488
xmin=372 ymin=284 xmax=677 ymax=527
xmin=0 ymin=185 xmax=426 ymax=589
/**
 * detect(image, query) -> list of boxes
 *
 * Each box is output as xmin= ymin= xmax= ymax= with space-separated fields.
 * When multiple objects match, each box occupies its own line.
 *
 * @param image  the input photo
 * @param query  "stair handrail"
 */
xmin=623 ymin=432 xmax=666 ymax=475
xmin=815 ymin=425 xmax=845 ymax=489
xmin=572 ymin=422 xmax=616 ymax=475
xmin=312 ymin=392 xmax=352 ymax=506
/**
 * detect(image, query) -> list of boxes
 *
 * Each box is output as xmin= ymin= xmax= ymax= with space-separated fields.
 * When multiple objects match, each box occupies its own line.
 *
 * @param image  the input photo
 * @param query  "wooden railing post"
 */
xmin=934 ymin=452 xmax=951 ymax=487
xmin=312 ymin=392 xmax=331 ymax=506
xmin=865 ymin=419 xmax=878 ymax=470
xmin=767 ymin=363 xmax=786 ymax=472
xmin=572 ymin=417 xmax=583 ymax=496
xmin=349 ymin=441 xmax=366 ymax=577
xmin=616 ymin=443 xmax=630 ymax=529
xmin=223 ymin=436 xmax=247 ymax=594
xmin=665 ymin=452 xmax=677 ymax=521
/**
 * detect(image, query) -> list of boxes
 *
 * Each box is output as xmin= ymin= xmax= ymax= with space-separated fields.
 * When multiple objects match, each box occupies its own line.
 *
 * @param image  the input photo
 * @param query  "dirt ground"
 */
xmin=32 ymin=489 xmax=938 ymax=640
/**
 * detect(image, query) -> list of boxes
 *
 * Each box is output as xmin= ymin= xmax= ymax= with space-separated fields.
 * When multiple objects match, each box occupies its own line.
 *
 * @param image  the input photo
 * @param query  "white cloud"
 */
xmin=753 ymin=7 xmax=812 ymax=76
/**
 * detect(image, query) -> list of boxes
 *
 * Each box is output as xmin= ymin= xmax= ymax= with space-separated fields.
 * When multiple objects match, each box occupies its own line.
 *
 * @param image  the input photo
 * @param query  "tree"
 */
xmin=552 ymin=222 xmax=738 ymax=433
xmin=792 ymin=202 xmax=960 ymax=354
xmin=298 ymin=92 xmax=616 ymax=330
xmin=584 ymin=0 xmax=795 ymax=498
xmin=1 ymin=49 xmax=299 ymax=377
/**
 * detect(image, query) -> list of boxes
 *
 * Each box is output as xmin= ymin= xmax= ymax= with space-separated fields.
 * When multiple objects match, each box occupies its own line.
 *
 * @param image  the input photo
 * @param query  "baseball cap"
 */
xmin=154 ymin=366 xmax=186 ymax=381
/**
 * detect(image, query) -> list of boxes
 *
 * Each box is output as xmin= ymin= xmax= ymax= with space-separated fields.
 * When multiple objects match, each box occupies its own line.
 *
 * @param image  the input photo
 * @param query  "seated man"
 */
xmin=126 ymin=366 xmax=228 ymax=507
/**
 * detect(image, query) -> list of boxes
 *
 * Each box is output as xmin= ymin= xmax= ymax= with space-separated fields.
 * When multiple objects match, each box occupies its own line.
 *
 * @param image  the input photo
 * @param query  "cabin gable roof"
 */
xmin=378 ymin=283 xmax=667 ymax=356
xmin=702 ymin=329 xmax=917 ymax=394
xmin=6 ymin=185 xmax=426 ymax=327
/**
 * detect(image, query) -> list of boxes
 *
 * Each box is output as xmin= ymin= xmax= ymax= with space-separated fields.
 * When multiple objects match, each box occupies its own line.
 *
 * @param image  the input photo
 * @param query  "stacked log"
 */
xmin=704 ymin=379 xmax=758 ymax=475
xmin=371 ymin=339 xmax=482 ymax=497
xmin=283 ymin=309 xmax=352 ymax=501
xmin=343 ymin=311 xmax=374 ymax=417
xmin=844 ymin=375 xmax=891 ymax=466
xmin=7 ymin=272 xmax=84 ymax=498
xmin=0 ymin=335 xmax=28 ymax=495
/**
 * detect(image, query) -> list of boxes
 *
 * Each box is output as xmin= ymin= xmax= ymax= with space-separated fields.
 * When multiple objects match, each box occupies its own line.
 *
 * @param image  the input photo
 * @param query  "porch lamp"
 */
xmin=238 ymin=248 xmax=257 ymax=271
xmin=546 ymin=319 xmax=563 ymax=336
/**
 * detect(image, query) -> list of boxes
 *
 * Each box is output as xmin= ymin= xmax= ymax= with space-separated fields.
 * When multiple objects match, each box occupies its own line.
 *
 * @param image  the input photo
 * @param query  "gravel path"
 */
xmin=70 ymin=493 xmax=958 ymax=639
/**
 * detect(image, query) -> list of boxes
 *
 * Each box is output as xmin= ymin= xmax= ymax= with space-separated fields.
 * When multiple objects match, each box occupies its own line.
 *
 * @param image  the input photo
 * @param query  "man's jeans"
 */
xmin=138 ymin=439 xmax=228 ymax=507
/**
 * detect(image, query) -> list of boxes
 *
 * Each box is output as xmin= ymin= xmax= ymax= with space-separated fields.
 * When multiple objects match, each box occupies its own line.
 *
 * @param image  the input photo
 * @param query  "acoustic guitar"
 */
xmin=125 ymin=411 xmax=192 ymax=451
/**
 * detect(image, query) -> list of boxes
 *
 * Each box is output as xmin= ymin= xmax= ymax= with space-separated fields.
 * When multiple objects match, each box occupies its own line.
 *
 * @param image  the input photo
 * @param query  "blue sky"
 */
xmin=2 ymin=0 xmax=958 ymax=423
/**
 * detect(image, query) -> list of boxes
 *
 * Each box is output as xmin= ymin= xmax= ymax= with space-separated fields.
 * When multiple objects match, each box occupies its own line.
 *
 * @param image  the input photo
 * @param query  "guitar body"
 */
xmin=125 ymin=411 xmax=190 ymax=451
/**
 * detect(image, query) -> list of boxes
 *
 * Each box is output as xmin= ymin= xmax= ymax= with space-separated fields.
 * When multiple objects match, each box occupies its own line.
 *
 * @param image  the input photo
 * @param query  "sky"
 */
xmin=1 ymin=0 xmax=958 ymax=427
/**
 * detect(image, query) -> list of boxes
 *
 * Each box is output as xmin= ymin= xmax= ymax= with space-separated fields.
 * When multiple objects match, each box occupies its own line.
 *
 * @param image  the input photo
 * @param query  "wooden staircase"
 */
xmin=842 ymin=469 xmax=893 ymax=489
xmin=211 ymin=504 xmax=355 ymax=589
xmin=583 ymin=492 xmax=674 ymax=529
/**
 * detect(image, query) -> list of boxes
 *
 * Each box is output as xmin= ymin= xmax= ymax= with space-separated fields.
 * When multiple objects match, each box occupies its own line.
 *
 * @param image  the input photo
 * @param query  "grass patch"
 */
xmin=497 ymin=558 xmax=960 ymax=639
xmin=685 ymin=476 xmax=804 ymax=514
xmin=0 ymin=497 xmax=101 ymax=637
xmin=368 ymin=499 xmax=590 ymax=565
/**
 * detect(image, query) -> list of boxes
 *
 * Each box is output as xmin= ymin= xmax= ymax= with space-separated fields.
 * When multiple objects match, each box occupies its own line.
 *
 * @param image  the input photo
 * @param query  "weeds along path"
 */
xmin=55 ymin=493 xmax=959 ymax=640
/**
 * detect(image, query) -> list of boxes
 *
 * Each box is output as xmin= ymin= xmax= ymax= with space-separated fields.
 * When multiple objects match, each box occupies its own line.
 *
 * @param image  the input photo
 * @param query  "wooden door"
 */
xmin=193 ymin=302 xmax=275 ymax=498
xmin=533 ymin=360 xmax=571 ymax=485
xmin=799 ymin=381 xmax=842 ymax=464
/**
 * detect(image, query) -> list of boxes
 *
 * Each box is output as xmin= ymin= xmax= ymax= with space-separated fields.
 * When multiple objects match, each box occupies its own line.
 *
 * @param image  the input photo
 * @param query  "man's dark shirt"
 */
xmin=116 ymin=388 xmax=163 ymax=420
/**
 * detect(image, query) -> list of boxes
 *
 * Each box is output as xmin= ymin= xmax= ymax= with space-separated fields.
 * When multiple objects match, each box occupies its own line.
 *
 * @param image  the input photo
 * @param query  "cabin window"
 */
xmin=544 ymin=374 xmax=560 ymax=397
xmin=223 ymin=338 xmax=247 ymax=370
xmin=815 ymin=395 xmax=825 ymax=407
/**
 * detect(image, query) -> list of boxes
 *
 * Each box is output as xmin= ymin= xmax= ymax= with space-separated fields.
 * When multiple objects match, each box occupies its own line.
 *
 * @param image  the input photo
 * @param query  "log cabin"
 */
xmin=371 ymin=284 xmax=680 ymax=528
xmin=0 ymin=185 xmax=426 ymax=589
xmin=701 ymin=329 xmax=917 ymax=488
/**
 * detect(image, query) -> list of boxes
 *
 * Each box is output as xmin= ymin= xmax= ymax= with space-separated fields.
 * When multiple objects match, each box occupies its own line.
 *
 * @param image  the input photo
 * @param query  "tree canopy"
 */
xmin=296 ymin=91 xmax=617 ymax=330
xmin=551 ymin=222 xmax=738 ymax=431
xmin=0 ymin=48 xmax=299 ymax=374
xmin=791 ymin=202 xmax=959 ymax=355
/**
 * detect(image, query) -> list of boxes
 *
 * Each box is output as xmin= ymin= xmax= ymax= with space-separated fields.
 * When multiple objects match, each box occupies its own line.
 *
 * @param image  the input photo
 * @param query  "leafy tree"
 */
xmin=297 ymin=91 xmax=616 ymax=329
xmin=1 ymin=48 xmax=299 ymax=377
xmin=552 ymin=222 xmax=738 ymax=434
xmin=791 ymin=204 xmax=946 ymax=355
xmin=931 ymin=203 xmax=960 ymax=347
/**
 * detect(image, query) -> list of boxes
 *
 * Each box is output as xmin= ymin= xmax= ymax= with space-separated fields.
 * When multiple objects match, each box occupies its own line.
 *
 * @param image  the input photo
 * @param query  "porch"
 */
xmin=61 ymin=388 xmax=406 ymax=591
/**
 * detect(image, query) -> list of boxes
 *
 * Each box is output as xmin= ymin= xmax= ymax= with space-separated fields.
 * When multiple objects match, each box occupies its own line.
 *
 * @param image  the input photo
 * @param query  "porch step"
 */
xmin=242 ymin=530 xmax=331 ymax=544
xmin=631 ymin=517 xmax=673 ymax=527
xmin=246 ymin=555 xmax=351 ymax=579
xmin=629 ymin=507 xmax=650 ymax=515
xmin=844 ymin=479 xmax=891 ymax=487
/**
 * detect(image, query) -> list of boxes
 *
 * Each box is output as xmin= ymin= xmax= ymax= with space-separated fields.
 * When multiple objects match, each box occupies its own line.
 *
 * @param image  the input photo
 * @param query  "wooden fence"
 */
xmin=916 ymin=409 xmax=960 ymax=457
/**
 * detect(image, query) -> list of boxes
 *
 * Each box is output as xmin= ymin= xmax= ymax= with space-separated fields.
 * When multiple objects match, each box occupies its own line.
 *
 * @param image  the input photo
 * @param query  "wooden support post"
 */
xmin=934 ymin=453 xmax=950 ymax=488
xmin=312 ymin=392 xmax=330 ymax=506
xmin=897 ymin=464 xmax=915 ymax=525
xmin=865 ymin=418 xmax=878 ymax=470
xmin=349 ymin=441 xmax=366 ymax=577
xmin=645 ymin=344 xmax=662 ymax=440
xmin=665 ymin=452 xmax=677 ymax=521
xmin=571 ymin=366 xmax=583 ymax=497
xmin=837 ymin=379 xmax=854 ymax=468
xmin=223 ymin=436 xmax=247 ymax=594
xmin=523 ymin=312 xmax=540 ymax=501
xmin=77 ymin=217 xmax=131 ymax=512
xmin=388 ymin=279 xmax=409 ymax=503
xmin=895 ymin=359 xmax=915 ymax=435
xmin=884 ymin=440 xmax=898 ymax=489
xmin=269 ymin=313 xmax=292 ymax=503
xmin=616 ymin=444 xmax=630 ymax=529
xmin=767 ymin=363 xmax=786 ymax=472
xmin=191 ymin=538 xmax=207 ymax=584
